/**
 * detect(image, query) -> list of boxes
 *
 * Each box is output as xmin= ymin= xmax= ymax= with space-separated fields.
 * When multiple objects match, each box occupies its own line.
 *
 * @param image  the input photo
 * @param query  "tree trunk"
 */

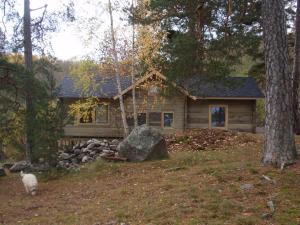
xmin=108 ymin=0 xmax=130 ymax=137
xmin=24 ymin=0 xmax=34 ymax=163
xmin=131 ymin=0 xmax=138 ymax=127
xmin=292 ymin=0 xmax=300 ymax=135
xmin=262 ymin=0 xmax=297 ymax=167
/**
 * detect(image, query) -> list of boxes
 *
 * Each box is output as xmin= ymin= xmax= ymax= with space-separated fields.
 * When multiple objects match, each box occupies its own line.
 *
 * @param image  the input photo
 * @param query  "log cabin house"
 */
xmin=59 ymin=71 xmax=264 ymax=138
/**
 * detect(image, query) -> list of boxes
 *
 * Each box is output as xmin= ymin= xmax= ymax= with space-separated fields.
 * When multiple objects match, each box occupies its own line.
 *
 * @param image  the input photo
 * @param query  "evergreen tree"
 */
xmin=262 ymin=0 xmax=297 ymax=167
xmin=135 ymin=0 xmax=262 ymax=80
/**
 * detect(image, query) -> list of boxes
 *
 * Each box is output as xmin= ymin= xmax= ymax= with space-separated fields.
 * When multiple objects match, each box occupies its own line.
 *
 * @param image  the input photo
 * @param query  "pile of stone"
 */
xmin=57 ymin=138 xmax=123 ymax=170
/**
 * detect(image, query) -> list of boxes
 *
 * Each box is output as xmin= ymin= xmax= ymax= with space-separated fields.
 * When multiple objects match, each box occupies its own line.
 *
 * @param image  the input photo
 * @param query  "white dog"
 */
xmin=20 ymin=171 xmax=38 ymax=196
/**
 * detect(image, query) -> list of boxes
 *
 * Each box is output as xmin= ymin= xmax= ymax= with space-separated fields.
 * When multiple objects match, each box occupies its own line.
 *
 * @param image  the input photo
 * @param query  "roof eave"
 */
xmin=193 ymin=96 xmax=264 ymax=100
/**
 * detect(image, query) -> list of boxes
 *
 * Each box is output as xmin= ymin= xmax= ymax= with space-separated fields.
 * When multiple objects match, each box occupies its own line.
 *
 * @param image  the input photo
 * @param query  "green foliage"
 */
xmin=0 ymin=56 xmax=67 ymax=164
xmin=137 ymin=0 xmax=262 ymax=79
xmin=68 ymin=97 xmax=100 ymax=123
xmin=71 ymin=59 xmax=101 ymax=96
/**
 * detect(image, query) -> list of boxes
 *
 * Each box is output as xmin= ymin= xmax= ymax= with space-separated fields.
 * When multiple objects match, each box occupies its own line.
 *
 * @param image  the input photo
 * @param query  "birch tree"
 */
xmin=108 ymin=0 xmax=130 ymax=136
xmin=262 ymin=0 xmax=297 ymax=167
xmin=131 ymin=0 xmax=138 ymax=127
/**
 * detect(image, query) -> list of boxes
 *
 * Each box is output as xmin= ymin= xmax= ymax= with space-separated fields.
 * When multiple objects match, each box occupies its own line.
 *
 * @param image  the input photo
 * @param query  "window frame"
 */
xmin=162 ymin=111 xmax=174 ymax=129
xmin=208 ymin=105 xmax=228 ymax=129
xmin=137 ymin=112 xmax=147 ymax=126
xmin=95 ymin=104 xmax=110 ymax=124
xmin=148 ymin=111 xmax=162 ymax=127
xmin=77 ymin=103 xmax=110 ymax=125
xmin=77 ymin=110 xmax=94 ymax=125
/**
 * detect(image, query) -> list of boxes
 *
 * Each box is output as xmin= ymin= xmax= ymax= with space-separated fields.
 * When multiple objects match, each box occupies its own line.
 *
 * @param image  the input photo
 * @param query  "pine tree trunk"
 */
xmin=131 ymin=0 xmax=138 ymax=127
xmin=108 ymin=0 xmax=130 ymax=137
xmin=262 ymin=0 xmax=297 ymax=167
xmin=24 ymin=0 xmax=34 ymax=163
xmin=292 ymin=0 xmax=300 ymax=135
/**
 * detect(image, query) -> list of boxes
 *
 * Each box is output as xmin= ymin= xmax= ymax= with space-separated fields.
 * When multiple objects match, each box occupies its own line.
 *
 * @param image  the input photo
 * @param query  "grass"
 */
xmin=1 ymin=134 xmax=300 ymax=225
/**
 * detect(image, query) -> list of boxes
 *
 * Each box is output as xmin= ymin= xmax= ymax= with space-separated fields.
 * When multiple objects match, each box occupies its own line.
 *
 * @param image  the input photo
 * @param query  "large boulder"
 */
xmin=9 ymin=160 xmax=31 ymax=172
xmin=117 ymin=125 xmax=169 ymax=162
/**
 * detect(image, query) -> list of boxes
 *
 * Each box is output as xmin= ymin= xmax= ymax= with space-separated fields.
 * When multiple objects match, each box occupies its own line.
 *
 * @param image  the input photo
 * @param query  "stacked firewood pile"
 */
xmin=57 ymin=138 xmax=125 ymax=170
xmin=166 ymin=129 xmax=260 ymax=152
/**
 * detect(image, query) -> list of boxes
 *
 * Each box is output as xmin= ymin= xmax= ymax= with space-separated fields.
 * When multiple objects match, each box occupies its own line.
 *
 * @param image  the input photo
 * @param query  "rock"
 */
xmin=74 ymin=149 xmax=81 ymax=155
xmin=9 ymin=161 xmax=31 ymax=172
xmin=87 ymin=143 xmax=96 ymax=149
xmin=87 ymin=139 xmax=102 ymax=145
xmin=71 ymin=158 xmax=79 ymax=164
xmin=57 ymin=137 xmax=123 ymax=168
xmin=240 ymin=183 xmax=254 ymax=191
xmin=73 ymin=143 xmax=80 ymax=149
xmin=100 ymin=142 xmax=107 ymax=146
xmin=100 ymin=152 xmax=110 ymax=158
xmin=60 ymin=153 xmax=72 ymax=160
xmin=89 ymin=151 xmax=96 ymax=157
xmin=111 ymin=139 xmax=120 ymax=145
xmin=109 ymin=145 xmax=118 ymax=151
xmin=103 ymin=150 xmax=115 ymax=155
xmin=2 ymin=163 xmax=13 ymax=169
xmin=0 ymin=167 xmax=6 ymax=177
xmin=57 ymin=161 xmax=65 ymax=168
xmin=82 ymin=155 xmax=90 ymax=163
xmin=91 ymin=147 xmax=104 ymax=153
xmin=82 ymin=148 xmax=90 ymax=153
xmin=79 ymin=142 xmax=87 ymax=148
xmin=117 ymin=125 xmax=169 ymax=162
xmin=65 ymin=148 xmax=74 ymax=154
xmin=77 ymin=154 xmax=85 ymax=161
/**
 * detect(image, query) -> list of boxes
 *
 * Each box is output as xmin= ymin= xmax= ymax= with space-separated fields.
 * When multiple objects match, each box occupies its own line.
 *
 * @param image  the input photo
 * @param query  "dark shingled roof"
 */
xmin=181 ymin=76 xmax=264 ymax=98
xmin=58 ymin=76 xmax=132 ymax=98
xmin=59 ymin=75 xmax=264 ymax=99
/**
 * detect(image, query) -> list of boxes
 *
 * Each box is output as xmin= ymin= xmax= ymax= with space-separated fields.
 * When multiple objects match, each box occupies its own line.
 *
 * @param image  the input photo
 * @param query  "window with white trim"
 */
xmin=163 ymin=112 xmax=174 ymax=128
xmin=210 ymin=105 xmax=227 ymax=128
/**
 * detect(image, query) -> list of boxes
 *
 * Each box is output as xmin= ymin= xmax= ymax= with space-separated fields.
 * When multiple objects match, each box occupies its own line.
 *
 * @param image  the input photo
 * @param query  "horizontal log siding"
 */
xmin=61 ymin=86 xmax=186 ymax=137
xmin=123 ymin=88 xmax=186 ymax=134
xmin=187 ymin=99 xmax=256 ymax=132
xmin=62 ymin=98 xmax=124 ymax=137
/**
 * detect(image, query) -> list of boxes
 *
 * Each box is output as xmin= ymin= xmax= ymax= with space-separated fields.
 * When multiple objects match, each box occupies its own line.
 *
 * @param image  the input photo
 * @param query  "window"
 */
xmin=138 ymin=113 xmax=146 ymax=125
xmin=126 ymin=113 xmax=146 ymax=126
xmin=95 ymin=104 xmax=109 ymax=124
xmin=209 ymin=105 xmax=227 ymax=128
xmin=78 ymin=104 xmax=109 ymax=124
xmin=79 ymin=111 xmax=93 ymax=123
xmin=149 ymin=112 xmax=161 ymax=126
xmin=126 ymin=115 xmax=134 ymax=127
xmin=163 ymin=112 xmax=174 ymax=128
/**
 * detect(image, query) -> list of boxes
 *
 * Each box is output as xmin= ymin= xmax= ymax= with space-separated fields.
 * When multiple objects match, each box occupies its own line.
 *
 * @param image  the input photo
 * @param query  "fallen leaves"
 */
xmin=166 ymin=129 xmax=261 ymax=152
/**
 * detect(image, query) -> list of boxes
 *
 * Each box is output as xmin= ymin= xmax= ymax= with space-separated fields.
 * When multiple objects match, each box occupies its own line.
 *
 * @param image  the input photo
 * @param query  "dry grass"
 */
xmin=1 ymin=134 xmax=300 ymax=225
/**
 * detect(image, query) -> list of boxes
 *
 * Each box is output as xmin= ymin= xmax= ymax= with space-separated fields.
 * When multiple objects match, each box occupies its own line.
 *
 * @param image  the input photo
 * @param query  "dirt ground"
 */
xmin=1 ymin=133 xmax=300 ymax=225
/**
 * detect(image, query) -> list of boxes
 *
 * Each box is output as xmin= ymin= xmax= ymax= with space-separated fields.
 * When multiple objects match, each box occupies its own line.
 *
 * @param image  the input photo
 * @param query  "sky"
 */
xmin=3 ymin=0 xmax=131 ymax=60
